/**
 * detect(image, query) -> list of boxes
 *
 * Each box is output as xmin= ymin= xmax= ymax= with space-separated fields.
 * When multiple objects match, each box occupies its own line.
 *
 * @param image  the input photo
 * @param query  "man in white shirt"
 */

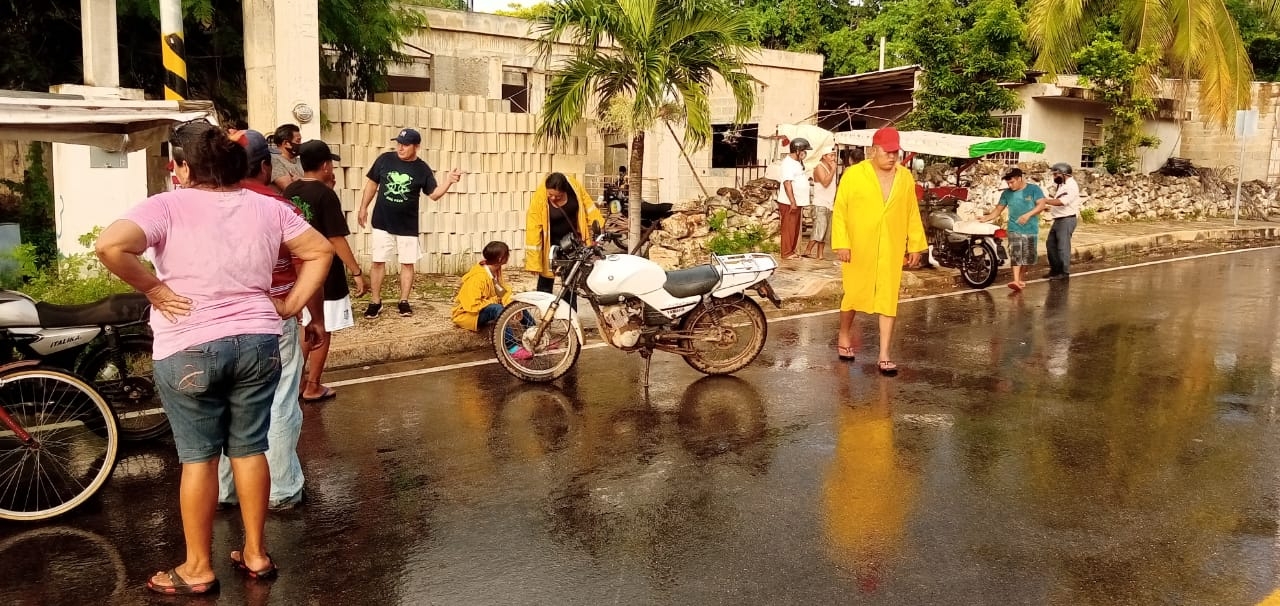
xmin=776 ymin=137 xmax=811 ymax=259
xmin=1044 ymin=162 xmax=1081 ymax=280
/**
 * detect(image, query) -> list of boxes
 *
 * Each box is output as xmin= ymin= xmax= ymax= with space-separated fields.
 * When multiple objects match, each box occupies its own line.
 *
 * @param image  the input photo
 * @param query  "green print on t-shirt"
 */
xmin=383 ymin=171 xmax=414 ymax=204
xmin=289 ymin=196 xmax=314 ymax=222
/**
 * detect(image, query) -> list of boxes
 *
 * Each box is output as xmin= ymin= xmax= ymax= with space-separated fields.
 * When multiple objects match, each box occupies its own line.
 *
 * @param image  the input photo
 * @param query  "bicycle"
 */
xmin=0 ymin=362 xmax=120 ymax=522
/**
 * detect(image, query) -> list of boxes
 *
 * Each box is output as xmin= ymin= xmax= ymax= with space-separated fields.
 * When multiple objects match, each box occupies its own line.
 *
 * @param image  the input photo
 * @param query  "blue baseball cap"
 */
xmin=232 ymin=129 xmax=270 ymax=166
xmin=393 ymin=128 xmax=422 ymax=145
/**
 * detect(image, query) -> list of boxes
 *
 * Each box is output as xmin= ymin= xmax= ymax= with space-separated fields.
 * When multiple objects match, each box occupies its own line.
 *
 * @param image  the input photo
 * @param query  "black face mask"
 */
xmin=1053 ymin=175 xmax=1065 ymax=185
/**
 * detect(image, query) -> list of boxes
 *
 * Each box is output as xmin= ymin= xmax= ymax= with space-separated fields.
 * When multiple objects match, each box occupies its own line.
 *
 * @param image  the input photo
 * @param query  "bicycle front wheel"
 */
xmin=0 ymin=368 xmax=120 ymax=522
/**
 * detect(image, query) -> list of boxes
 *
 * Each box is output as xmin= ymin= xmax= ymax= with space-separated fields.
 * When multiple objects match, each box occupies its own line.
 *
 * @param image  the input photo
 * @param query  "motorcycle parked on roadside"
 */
xmin=919 ymin=189 xmax=1009 ymax=289
xmin=0 ymin=290 xmax=165 ymax=440
xmin=492 ymin=227 xmax=783 ymax=384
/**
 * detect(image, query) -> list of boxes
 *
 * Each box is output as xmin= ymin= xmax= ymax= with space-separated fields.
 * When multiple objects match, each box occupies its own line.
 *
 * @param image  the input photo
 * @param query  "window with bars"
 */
xmin=711 ymin=123 xmax=760 ymax=168
xmin=1081 ymin=117 xmax=1104 ymax=168
xmin=989 ymin=115 xmax=1022 ymax=164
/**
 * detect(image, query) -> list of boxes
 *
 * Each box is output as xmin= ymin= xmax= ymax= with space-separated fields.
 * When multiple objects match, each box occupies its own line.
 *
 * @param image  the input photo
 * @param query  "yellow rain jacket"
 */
xmin=524 ymin=176 xmax=603 ymax=278
xmin=831 ymin=161 xmax=927 ymax=316
xmin=451 ymin=263 xmax=513 ymax=331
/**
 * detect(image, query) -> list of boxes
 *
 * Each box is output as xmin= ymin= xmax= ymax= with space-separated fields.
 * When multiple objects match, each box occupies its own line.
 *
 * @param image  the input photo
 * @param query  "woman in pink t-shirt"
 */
xmin=96 ymin=122 xmax=333 ymax=595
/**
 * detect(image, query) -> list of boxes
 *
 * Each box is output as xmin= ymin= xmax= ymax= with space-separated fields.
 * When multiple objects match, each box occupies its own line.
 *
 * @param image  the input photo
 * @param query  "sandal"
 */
xmin=1007 ymin=282 xmax=1023 ymax=292
xmin=230 ymin=551 xmax=279 ymax=580
xmin=877 ymin=360 xmax=899 ymax=377
xmin=147 ymin=568 xmax=220 ymax=595
xmin=302 ymin=385 xmax=336 ymax=403
xmin=836 ymin=346 xmax=857 ymax=361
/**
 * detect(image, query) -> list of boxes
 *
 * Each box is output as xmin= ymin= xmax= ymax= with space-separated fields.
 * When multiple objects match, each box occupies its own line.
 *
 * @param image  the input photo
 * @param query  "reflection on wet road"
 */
xmin=3 ymin=249 xmax=1280 ymax=605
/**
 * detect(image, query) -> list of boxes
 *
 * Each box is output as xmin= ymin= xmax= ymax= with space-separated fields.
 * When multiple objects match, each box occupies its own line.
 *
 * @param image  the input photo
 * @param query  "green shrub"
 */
xmin=0 ymin=142 xmax=56 ymax=269
xmin=707 ymin=225 xmax=778 ymax=255
xmin=1080 ymin=208 xmax=1098 ymax=224
xmin=0 ymin=228 xmax=136 ymax=305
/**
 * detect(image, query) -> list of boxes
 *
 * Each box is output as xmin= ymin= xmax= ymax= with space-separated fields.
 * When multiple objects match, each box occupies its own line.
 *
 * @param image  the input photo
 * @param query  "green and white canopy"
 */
xmin=832 ymin=129 xmax=1046 ymax=158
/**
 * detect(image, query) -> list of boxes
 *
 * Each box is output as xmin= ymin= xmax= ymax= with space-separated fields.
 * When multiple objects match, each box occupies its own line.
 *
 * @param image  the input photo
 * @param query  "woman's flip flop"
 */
xmin=146 ymin=569 xmax=220 ymax=595
xmin=837 ymin=346 xmax=857 ymax=361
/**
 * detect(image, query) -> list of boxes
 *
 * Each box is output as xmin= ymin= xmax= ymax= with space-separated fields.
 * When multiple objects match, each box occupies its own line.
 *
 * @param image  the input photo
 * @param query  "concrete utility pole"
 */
xmin=244 ymin=0 xmax=322 ymax=138
xmin=81 ymin=0 xmax=120 ymax=87
xmin=160 ymin=0 xmax=187 ymax=100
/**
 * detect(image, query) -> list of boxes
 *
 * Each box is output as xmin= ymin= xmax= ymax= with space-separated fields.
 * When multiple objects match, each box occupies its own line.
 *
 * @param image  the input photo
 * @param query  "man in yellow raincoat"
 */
xmin=831 ymin=127 xmax=927 ymax=375
xmin=524 ymin=172 xmax=603 ymax=300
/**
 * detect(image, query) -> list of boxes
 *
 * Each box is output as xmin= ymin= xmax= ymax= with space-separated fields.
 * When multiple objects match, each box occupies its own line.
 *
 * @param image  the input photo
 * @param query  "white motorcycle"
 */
xmin=492 ymin=229 xmax=782 ymax=384
xmin=921 ymin=194 xmax=1010 ymax=288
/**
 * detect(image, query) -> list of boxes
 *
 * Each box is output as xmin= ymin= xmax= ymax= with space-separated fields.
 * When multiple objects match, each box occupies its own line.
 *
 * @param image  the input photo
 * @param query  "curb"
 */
xmin=325 ymin=225 xmax=1279 ymax=370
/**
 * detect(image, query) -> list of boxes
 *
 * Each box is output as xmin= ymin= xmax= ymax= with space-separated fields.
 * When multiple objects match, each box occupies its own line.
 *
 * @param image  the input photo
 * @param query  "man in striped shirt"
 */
xmin=216 ymin=129 xmax=316 ymax=510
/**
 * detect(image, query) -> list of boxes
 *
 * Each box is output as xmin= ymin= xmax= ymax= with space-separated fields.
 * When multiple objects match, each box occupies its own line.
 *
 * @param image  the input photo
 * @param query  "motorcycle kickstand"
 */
xmin=640 ymin=348 xmax=653 ymax=391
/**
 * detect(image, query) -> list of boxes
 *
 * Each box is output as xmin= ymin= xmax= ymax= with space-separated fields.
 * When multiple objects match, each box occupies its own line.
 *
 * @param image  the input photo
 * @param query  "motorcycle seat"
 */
xmin=663 ymin=265 xmax=720 ymax=298
xmin=36 ymin=293 xmax=150 ymax=328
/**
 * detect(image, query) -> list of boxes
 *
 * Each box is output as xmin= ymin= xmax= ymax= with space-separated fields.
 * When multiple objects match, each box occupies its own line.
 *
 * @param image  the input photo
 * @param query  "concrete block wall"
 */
xmin=1174 ymin=81 xmax=1280 ymax=183
xmin=320 ymin=96 xmax=588 ymax=274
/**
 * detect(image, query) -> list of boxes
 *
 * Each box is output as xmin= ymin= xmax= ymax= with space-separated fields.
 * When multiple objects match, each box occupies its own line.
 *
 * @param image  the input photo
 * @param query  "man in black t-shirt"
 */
xmin=285 ymin=141 xmax=367 ymax=402
xmin=357 ymin=128 xmax=462 ymax=318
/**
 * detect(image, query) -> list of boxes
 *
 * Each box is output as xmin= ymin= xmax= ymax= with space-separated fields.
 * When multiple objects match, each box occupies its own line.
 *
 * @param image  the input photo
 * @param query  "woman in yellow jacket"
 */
xmin=831 ymin=127 xmax=926 ymax=376
xmin=524 ymin=172 xmax=603 ymax=302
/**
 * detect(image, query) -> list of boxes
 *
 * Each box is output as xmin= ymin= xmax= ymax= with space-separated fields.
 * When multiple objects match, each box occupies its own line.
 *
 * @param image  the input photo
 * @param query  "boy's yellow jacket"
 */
xmin=451 ymin=264 xmax=513 ymax=331
xmin=524 ymin=176 xmax=602 ymax=278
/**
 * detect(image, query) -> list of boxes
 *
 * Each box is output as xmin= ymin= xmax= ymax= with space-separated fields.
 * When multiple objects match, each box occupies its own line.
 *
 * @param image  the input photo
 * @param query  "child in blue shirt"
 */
xmin=980 ymin=168 xmax=1048 ymax=291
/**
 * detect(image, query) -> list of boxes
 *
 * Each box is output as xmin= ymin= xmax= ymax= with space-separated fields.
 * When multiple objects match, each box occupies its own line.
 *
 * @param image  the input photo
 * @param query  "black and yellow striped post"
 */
xmin=160 ymin=0 xmax=187 ymax=100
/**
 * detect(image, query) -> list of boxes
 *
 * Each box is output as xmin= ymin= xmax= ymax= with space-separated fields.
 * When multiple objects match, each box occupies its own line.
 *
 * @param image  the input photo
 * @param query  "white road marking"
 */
xmin=327 ymin=245 xmax=1280 ymax=388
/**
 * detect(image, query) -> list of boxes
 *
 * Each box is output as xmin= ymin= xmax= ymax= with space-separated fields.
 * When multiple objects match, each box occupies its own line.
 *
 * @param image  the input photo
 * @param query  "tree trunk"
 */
xmin=627 ymin=131 xmax=645 ymax=252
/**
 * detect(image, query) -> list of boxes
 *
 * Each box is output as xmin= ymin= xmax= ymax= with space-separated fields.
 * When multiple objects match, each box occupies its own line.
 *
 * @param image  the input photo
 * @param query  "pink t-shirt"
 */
xmin=124 ymin=188 xmax=312 ymax=360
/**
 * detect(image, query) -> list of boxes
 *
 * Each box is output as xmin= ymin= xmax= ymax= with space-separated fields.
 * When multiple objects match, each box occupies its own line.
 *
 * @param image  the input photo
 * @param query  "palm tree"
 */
xmin=1027 ymin=0 xmax=1279 ymax=128
xmin=532 ymin=0 xmax=758 ymax=248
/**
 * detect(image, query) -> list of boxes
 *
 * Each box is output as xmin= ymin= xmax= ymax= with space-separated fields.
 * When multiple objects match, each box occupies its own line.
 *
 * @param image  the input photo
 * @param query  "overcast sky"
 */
xmin=470 ymin=0 xmax=533 ymax=13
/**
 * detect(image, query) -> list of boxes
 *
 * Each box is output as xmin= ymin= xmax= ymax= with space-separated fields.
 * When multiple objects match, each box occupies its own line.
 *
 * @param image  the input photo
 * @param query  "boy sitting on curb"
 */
xmin=452 ymin=241 xmax=515 ymax=331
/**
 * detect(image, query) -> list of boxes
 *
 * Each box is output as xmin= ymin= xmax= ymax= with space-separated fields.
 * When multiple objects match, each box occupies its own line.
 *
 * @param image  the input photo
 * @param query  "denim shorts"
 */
xmin=1008 ymin=232 xmax=1038 ymax=266
xmin=155 ymin=334 xmax=282 ymax=463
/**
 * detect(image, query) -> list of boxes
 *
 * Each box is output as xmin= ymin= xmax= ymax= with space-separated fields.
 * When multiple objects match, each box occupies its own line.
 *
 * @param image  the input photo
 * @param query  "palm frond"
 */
xmin=537 ymin=53 xmax=603 ymax=141
xmin=1168 ymin=0 xmax=1253 ymax=126
xmin=1028 ymin=0 xmax=1096 ymax=73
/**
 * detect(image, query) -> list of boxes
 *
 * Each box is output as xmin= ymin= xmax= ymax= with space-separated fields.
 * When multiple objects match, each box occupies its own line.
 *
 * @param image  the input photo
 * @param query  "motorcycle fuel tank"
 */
xmin=587 ymin=254 xmax=668 ymax=297
xmin=0 ymin=290 xmax=39 ymax=328
xmin=928 ymin=210 xmax=959 ymax=231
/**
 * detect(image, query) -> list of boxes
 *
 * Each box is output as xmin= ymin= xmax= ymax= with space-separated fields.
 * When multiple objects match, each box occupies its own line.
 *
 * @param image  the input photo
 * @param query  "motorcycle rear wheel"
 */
xmin=492 ymin=301 xmax=581 ymax=383
xmin=961 ymin=241 xmax=1000 ymax=289
xmin=680 ymin=295 xmax=768 ymax=375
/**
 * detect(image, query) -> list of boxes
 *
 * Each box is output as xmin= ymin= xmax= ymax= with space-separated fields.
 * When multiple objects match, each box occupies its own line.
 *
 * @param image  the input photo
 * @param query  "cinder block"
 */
xmin=485 ymin=112 xmax=498 ymax=133
xmin=485 ymin=132 xmax=498 ymax=151
xmin=428 ymin=107 xmax=444 ymax=130
xmin=352 ymin=101 xmax=367 ymax=124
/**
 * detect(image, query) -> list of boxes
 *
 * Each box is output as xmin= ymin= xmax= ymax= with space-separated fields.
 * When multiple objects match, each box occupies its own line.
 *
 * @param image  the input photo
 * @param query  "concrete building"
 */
xmin=818 ymin=66 xmax=1280 ymax=183
xmin=383 ymin=8 xmax=824 ymax=203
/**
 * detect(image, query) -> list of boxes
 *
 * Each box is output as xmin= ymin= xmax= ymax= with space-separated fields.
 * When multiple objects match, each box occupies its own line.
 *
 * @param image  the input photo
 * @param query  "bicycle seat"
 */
xmin=663 ymin=266 xmax=720 ymax=298
xmin=36 ymin=293 xmax=150 ymax=328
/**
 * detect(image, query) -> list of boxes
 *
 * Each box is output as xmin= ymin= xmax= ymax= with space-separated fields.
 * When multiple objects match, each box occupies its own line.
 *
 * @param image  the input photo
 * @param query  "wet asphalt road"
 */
xmin=4 ymin=248 xmax=1280 ymax=605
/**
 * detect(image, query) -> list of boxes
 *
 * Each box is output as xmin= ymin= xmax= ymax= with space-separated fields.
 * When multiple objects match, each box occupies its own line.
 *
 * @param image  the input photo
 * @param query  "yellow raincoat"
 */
xmin=831 ymin=161 xmax=927 ymax=316
xmin=524 ymin=176 xmax=603 ymax=278
xmin=822 ymin=395 xmax=919 ymax=583
xmin=451 ymin=263 xmax=513 ymax=331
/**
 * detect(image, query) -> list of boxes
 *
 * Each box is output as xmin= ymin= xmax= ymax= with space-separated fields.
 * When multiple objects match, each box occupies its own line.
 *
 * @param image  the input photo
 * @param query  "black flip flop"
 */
xmin=230 ymin=551 xmax=279 ymax=580
xmin=877 ymin=361 xmax=899 ymax=377
xmin=837 ymin=346 xmax=857 ymax=361
xmin=147 ymin=569 xmax=220 ymax=595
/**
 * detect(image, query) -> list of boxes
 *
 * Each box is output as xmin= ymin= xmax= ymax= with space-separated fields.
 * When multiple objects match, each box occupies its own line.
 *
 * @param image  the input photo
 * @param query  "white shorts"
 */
xmin=371 ymin=229 xmax=421 ymax=264
xmin=323 ymin=296 xmax=355 ymax=333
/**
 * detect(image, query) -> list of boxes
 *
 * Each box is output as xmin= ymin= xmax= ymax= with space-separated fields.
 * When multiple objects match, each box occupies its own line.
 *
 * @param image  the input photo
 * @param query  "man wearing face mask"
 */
xmin=271 ymin=123 xmax=304 ymax=193
xmin=1044 ymin=163 xmax=1081 ymax=280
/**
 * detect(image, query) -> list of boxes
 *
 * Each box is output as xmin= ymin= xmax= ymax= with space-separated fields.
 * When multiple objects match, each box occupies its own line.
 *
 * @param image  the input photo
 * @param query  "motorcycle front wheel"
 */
xmin=77 ymin=334 xmax=168 ymax=441
xmin=961 ymin=240 xmax=1000 ymax=289
xmin=680 ymin=295 xmax=768 ymax=375
xmin=492 ymin=301 xmax=581 ymax=383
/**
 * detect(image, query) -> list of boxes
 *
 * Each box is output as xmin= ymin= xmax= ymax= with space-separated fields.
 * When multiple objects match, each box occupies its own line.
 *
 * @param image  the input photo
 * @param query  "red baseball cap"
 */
xmin=872 ymin=126 xmax=901 ymax=153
